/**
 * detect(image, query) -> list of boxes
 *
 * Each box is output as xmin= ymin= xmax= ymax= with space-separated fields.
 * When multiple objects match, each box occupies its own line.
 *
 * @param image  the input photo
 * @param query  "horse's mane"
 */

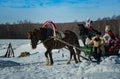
xmin=39 ymin=27 xmax=54 ymax=40
xmin=78 ymin=24 xmax=88 ymax=36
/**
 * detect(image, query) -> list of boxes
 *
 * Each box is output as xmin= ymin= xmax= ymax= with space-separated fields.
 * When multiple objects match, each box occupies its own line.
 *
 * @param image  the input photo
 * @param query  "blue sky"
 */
xmin=0 ymin=0 xmax=120 ymax=24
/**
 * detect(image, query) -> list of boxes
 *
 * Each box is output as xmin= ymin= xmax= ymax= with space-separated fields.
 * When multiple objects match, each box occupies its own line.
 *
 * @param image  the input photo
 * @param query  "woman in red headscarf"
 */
xmin=104 ymin=25 xmax=115 ymax=39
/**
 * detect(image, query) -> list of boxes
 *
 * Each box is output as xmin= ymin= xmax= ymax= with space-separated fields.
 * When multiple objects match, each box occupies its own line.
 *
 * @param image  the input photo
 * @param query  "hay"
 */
xmin=19 ymin=52 xmax=30 ymax=57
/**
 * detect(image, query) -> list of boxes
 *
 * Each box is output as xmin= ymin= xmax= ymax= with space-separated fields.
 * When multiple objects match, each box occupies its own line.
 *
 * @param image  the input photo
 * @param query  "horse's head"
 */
xmin=27 ymin=29 xmax=40 ymax=49
xmin=27 ymin=28 xmax=48 ymax=49
xmin=78 ymin=23 xmax=87 ymax=36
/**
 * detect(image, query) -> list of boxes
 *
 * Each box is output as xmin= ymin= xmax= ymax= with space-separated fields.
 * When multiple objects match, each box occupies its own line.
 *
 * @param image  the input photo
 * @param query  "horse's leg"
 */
xmin=45 ymin=48 xmax=54 ymax=66
xmin=80 ymin=36 xmax=86 ymax=45
xmin=73 ymin=48 xmax=78 ymax=64
xmin=76 ymin=48 xmax=81 ymax=62
xmin=75 ymin=39 xmax=82 ymax=62
xmin=48 ymin=52 xmax=54 ymax=66
xmin=45 ymin=50 xmax=50 ymax=66
xmin=67 ymin=47 xmax=78 ymax=64
xmin=67 ymin=48 xmax=72 ymax=64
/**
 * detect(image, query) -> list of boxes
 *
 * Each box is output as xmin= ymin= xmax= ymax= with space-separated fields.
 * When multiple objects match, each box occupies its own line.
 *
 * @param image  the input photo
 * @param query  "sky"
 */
xmin=0 ymin=0 xmax=120 ymax=24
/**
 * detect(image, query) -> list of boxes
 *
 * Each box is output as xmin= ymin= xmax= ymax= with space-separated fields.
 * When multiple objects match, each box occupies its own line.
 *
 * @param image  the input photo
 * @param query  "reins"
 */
xmin=37 ymin=37 xmax=53 ymax=45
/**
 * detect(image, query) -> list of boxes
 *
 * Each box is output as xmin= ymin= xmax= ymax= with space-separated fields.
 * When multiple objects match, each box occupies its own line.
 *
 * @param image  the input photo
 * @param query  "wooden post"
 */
xmin=4 ymin=43 xmax=15 ymax=57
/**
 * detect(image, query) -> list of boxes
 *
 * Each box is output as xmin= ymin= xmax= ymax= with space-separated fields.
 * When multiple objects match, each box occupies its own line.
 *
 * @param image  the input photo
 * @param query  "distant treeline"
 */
xmin=0 ymin=23 xmax=41 ymax=39
xmin=0 ymin=15 xmax=120 ymax=39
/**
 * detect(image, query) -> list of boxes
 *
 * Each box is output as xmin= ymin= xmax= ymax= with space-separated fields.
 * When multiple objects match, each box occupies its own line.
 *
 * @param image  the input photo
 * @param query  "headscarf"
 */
xmin=105 ymin=25 xmax=110 ymax=32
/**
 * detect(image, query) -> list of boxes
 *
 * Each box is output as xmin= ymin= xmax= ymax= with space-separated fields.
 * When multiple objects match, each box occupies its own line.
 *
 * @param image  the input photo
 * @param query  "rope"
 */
xmin=37 ymin=37 xmax=53 ymax=45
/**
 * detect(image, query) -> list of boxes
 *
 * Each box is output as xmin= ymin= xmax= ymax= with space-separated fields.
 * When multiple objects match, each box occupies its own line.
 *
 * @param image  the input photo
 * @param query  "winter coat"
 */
xmin=87 ymin=36 xmax=104 ymax=47
xmin=103 ymin=33 xmax=111 ymax=44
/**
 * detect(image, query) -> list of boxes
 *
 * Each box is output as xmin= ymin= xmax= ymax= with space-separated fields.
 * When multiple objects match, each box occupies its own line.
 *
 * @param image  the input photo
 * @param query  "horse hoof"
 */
xmin=45 ymin=63 xmax=53 ymax=66
xmin=67 ymin=62 xmax=70 ymax=64
xmin=75 ymin=60 xmax=78 ymax=64
xmin=45 ymin=64 xmax=49 ymax=66
xmin=49 ymin=63 xmax=53 ymax=66
xmin=45 ymin=63 xmax=50 ymax=66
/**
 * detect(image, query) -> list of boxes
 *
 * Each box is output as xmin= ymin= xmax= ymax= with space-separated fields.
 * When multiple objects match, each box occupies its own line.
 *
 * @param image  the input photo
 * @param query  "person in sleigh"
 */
xmin=87 ymin=32 xmax=105 ymax=62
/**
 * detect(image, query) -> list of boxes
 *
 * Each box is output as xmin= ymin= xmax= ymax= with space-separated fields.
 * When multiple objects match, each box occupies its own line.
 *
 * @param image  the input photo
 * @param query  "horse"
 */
xmin=78 ymin=24 xmax=104 ymax=61
xmin=27 ymin=27 xmax=81 ymax=66
xmin=78 ymin=24 xmax=99 ymax=45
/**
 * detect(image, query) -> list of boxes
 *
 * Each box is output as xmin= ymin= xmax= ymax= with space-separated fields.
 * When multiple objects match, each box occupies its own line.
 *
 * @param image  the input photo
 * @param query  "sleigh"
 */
xmin=80 ymin=44 xmax=120 ymax=61
xmin=104 ymin=44 xmax=120 ymax=56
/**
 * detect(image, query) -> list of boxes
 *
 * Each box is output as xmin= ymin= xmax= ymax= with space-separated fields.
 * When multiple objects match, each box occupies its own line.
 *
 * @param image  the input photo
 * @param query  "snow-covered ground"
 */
xmin=0 ymin=39 xmax=120 ymax=79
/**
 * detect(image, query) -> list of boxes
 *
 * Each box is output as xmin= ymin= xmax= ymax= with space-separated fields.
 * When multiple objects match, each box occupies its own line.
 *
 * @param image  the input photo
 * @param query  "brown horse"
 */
xmin=27 ymin=27 xmax=81 ymax=66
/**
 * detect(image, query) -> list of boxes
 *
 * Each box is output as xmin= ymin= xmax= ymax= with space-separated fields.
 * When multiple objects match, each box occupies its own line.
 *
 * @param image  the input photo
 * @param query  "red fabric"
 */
xmin=42 ymin=20 xmax=57 ymax=38
xmin=87 ymin=26 xmax=93 ymax=30
xmin=105 ymin=30 xmax=119 ymax=52
xmin=42 ymin=21 xmax=57 ymax=30
xmin=108 ymin=37 xmax=119 ymax=52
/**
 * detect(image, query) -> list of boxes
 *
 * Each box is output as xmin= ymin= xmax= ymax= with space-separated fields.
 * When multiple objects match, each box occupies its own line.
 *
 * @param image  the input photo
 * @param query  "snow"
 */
xmin=0 ymin=39 xmax=120 ymax=79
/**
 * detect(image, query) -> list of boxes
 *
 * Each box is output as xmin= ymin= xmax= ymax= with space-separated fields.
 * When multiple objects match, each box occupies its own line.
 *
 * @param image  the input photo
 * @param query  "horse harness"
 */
xmin=36 ymin=36 xmax=90 ymax=61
